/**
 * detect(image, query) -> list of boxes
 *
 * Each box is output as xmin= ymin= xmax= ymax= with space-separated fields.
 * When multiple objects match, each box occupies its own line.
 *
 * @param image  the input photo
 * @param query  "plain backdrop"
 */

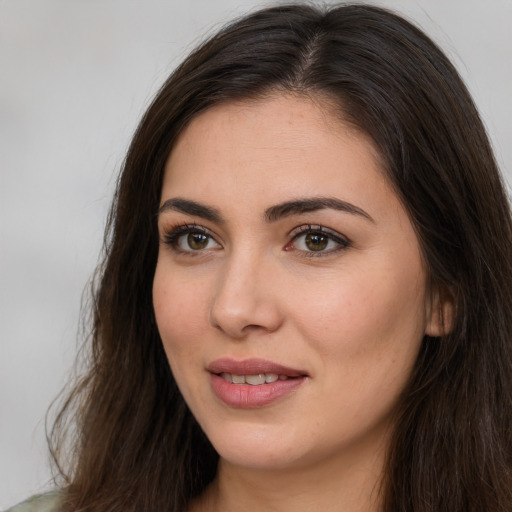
xmin=1 ymin=0 xmax=511 ymax=507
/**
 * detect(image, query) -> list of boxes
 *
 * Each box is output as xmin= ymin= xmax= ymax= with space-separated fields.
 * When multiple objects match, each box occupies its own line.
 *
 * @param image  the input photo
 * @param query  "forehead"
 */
xmin=161 ymin=93 xmax=398 ymax=223
xmin=164 ymin=94 xmax=380 ymax=175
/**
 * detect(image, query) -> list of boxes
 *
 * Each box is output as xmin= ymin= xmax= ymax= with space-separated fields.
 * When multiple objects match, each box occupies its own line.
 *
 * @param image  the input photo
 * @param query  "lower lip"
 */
xmin=210 ymin=374 xmax=305 ymax=408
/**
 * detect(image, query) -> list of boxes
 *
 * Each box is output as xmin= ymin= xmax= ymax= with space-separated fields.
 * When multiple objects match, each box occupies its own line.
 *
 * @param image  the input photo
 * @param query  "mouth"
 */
xmin=207 ymin=357 xmax=307 ymax=380
xmin=207 ymin=358 xmax=308 ymax=408
xmin=218 ymin=372 xmax=294 ymax=385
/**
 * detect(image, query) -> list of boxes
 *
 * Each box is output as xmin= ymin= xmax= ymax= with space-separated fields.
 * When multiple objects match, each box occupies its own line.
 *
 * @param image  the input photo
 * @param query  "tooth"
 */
xmin=222 ymin=372 xmax=288 ymax=385
xmin=245 ymin=374 xmax=266 ymax=385
xmin=232 ymin=374 xmax=246 ymax=384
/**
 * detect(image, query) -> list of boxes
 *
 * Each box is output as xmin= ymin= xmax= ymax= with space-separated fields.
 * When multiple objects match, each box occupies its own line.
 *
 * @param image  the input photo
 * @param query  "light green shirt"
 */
xmin=3 ymin=492 xmax=61 ymax=512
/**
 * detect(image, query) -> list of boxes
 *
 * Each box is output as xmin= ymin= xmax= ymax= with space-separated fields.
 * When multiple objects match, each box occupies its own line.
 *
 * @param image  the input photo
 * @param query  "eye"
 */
xmin=163 ymin=225 xmax=221 ymax=253
xmin=286 ymin=225 xmax=350 ymax=256
xmin=178 ymin=232 xmax=219 ymax=251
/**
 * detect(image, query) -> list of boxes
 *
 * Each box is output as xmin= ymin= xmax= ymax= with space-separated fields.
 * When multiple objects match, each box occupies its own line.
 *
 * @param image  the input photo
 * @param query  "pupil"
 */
xmin=305 ymin=233 xmax=328 ymax=251
xmin=188 ymin=233 xmax=208 ymax=250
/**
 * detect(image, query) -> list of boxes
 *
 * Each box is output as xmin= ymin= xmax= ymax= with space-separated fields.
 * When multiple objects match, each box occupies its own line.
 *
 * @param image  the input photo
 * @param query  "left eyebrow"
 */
xmin=264 ymin=197 xmax=374 ymax=223
xmin=158 ymin=197 xmax=224 ymax=223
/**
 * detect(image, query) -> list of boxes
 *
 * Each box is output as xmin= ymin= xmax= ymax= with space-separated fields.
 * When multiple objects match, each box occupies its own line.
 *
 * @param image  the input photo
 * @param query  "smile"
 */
xmin=208 ymin=358 xmax=307 ymax=408
xmin=219 ymin=372 xmax=292 ymax=385
xmin=207 ymin=357 xmax=306 ymax=377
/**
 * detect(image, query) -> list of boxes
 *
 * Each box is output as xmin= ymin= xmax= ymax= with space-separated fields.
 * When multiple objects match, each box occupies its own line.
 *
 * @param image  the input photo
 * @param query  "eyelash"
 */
xmin=162 ymin=224 xmax=219 ymax=256
xmin=287 ymin=224 xmax=351 ymax=257
xmin=162 ymin=223 xmax=351 ymax=257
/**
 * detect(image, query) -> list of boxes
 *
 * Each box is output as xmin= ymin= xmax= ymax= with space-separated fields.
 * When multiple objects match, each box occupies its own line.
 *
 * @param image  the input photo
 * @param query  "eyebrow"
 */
xmin=158 ymin=197 xmax=224 ymax=223
xmin=264 ymin=197 xmax=374 ymax=223
xmin=158 ymin=196 xmax=374 ymax=224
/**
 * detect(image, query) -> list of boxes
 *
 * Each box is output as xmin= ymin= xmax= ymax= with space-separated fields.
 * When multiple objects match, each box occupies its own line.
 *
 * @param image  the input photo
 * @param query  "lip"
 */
xmin=207 ymin=358 xmax=306 ymax=377
xmin=207 ymin=358 xmax=308 ymax=408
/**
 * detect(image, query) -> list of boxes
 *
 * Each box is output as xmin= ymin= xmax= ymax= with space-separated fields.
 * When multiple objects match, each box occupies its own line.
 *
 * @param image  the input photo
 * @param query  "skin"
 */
xmin=153 ymin=94 xmax=445 ymax=512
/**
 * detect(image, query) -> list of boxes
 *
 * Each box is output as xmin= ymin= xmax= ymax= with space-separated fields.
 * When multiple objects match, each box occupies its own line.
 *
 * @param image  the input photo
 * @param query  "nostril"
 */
xmin=208 ymin=264 xmax=284 ymax=337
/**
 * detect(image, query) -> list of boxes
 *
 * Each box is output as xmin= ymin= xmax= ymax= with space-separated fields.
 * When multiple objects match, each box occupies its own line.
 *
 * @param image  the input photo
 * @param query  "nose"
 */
xmin=209 ymin=249 xmax=283 ymax=339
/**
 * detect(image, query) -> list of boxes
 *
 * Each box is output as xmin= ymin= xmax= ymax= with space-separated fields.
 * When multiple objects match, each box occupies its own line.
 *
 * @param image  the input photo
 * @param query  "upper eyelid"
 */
xmin=161 ymin=223 xmax=219 ymax=242
xmin=162 ymin=224 xmax=222 ymax=254
xmin=163 ymin=223 xmax=345 ymax=236
xmin=288 ymin=224 xmax=349 ymax=240
xmin=161 ymin=222 xmax=350 ymax=248
xmin=161 ymin=222 xmax=214 ymax=236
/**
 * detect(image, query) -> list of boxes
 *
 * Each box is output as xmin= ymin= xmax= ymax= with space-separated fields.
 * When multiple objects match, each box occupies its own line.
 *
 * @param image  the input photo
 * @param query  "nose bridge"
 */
xmin=209 ymin=244 xmax=281 ymax=337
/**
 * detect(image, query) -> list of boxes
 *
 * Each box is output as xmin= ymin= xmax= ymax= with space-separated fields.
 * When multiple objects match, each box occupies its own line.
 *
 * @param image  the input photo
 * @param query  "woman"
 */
xmin=7 ymin=3 xmax=512 ymax=511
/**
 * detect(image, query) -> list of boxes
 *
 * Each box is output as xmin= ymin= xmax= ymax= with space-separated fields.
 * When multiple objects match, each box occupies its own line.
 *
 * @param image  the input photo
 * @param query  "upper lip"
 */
xmin=207 ymin=358 xmax=307 ymax=377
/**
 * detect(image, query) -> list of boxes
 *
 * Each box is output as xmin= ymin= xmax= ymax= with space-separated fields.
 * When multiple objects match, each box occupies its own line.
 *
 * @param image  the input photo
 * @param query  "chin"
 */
xmin=202 ymin=421 xmax=308 ymax=470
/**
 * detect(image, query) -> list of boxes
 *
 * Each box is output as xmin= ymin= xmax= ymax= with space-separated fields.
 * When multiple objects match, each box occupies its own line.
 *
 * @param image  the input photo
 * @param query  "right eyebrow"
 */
xmin=264 ymin=197 xmax=374 ymax=223
xmin=158 ymin=197 xmax=224 ymax=224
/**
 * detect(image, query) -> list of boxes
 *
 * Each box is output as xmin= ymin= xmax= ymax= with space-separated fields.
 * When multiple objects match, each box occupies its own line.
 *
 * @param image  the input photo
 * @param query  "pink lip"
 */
xmin=207 ymin=358 xmax=306 ymax=377
xmin=207 ymin=358 xmax=307 ymax=408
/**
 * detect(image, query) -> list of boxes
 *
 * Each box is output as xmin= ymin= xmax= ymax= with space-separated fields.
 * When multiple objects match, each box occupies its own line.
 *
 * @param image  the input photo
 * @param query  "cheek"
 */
xmin=294 ymin=264 xmax=427 ymax=432
xmin=153 ymin=264 xmax=208 ymax=365
xmin=294 ymin=260 xmax=427 ymax=369
xmin=153 ymin=263 xmax=215 ymax=415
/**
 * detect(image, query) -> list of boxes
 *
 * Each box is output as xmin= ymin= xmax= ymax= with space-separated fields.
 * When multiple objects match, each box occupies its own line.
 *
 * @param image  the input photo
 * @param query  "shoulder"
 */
xmin=3 ymin=492 xmax=62 ymax=512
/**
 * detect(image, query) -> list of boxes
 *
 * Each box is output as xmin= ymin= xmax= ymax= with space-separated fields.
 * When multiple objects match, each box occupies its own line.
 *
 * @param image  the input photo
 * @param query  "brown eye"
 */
xmin=289 ymin=226 xmax=350 ymax=256
xmin=304 ymin=233 xmax=329 ymax=251
xmin=187 ymin=232 xmax=210 ymax=250
xmin=166 ymin=228 xmax=221 ymax=252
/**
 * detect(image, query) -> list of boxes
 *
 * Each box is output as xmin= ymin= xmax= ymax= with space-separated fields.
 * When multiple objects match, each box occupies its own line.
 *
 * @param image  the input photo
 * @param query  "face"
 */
xmin=153 ymin=94 xmax=435 ymax=473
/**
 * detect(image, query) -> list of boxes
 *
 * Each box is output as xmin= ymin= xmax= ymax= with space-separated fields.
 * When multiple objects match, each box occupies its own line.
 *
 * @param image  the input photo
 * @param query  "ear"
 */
xmin=425 ymin=284 xmax=455 ymax=337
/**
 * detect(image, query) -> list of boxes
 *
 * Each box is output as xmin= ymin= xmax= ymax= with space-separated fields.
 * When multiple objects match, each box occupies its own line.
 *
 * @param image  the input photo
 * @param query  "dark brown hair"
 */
xmin=51 ymin=3 xmax=512 ymax=511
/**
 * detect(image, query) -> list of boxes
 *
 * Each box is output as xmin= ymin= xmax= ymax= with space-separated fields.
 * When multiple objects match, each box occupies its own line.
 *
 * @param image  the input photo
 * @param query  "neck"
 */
xmin=190 ymin=439 xmax=387 ymax=512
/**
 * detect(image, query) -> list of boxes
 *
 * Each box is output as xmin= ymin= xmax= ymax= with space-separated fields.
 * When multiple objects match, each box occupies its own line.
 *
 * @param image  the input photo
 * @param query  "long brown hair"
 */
xmin=51 ymin=4 xmax=512 ymax=511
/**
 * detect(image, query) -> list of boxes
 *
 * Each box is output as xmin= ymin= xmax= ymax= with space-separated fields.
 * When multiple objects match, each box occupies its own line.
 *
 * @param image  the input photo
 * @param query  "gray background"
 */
xmin=1 ymin=0 xmax=510 ymax=507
